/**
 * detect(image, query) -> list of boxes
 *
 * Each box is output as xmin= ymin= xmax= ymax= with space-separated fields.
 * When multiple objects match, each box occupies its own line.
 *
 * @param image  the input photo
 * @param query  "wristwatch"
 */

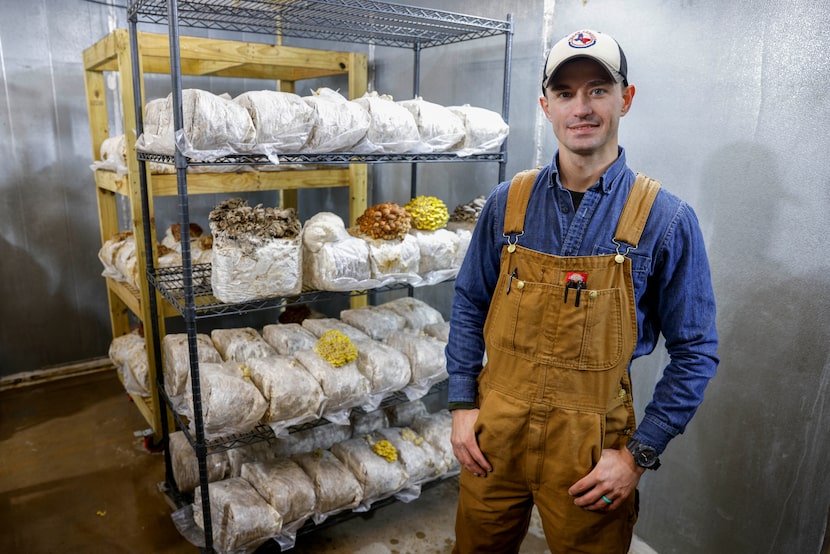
xmin=626 ymin=439 xmax=661 ymax=470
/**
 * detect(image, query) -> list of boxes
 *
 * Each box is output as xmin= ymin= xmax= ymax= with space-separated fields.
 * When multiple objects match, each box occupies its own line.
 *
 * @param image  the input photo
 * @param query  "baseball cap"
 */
xmin=542 ymin=29 xmax=628 ymax=88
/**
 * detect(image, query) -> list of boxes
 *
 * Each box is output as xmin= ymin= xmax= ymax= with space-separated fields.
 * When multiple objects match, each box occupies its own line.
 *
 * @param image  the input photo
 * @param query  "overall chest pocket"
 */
xmin=485 ymin=276 xmax=624 ymax=370
xmin=595 ymin=245 xmax=652 ymax=289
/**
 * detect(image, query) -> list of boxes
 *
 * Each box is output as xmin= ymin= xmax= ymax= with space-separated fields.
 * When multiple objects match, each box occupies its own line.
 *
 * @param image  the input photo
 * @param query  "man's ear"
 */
xmin=621 ymin=84 xmax=636 ymax=116
xmin=539 ymin=94 xmax=552 ymax=122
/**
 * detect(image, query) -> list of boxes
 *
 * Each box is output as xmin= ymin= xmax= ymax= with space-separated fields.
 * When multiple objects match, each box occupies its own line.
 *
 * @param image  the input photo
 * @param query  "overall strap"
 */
xmin=613 ymin=173 xmax=661 ymax=248
xmin=503 ymin=168 xmax=541 ymax=235
xmin=503 ymin=169 xmax=661 ymax=248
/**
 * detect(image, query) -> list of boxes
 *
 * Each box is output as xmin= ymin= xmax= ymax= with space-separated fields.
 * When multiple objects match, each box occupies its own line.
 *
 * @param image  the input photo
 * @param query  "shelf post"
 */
xmin=163 ymin=0 xmax=214 ymax=550
xmin=499 ymin=13 xmax=515 ymax=183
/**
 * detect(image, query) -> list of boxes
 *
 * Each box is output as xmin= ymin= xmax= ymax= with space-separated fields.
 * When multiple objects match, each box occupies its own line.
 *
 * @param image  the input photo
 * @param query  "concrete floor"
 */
xmin=0 ymin=369 xmax=657 ymax=553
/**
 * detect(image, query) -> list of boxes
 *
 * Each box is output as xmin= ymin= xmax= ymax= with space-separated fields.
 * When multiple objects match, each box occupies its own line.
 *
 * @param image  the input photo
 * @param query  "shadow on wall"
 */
xmin=0 ymin=233 xmax=94 ymax=372
xmin=823 ymin=507 xmax=830 ymax=554
xmin=661 ymin=141 xmax=830 ymax=552
xmin=0 ymin=158 xmax=112 ymax=377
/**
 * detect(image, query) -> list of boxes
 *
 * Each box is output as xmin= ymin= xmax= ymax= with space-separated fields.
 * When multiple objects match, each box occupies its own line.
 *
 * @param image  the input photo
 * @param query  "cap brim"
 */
xmin=543 ymin=55 xmax=624 ymax=88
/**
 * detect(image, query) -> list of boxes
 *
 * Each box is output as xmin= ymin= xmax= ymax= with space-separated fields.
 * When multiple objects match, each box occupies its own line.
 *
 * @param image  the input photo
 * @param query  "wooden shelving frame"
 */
xmin=83 ymin=28 xmax=368 ymax=440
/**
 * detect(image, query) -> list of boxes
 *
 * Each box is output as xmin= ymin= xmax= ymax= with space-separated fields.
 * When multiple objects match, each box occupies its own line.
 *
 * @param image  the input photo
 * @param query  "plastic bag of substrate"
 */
xmin=209 ymin=198 xmax=303 ymax=303
xmin=397 ymin=97 xmax=465 ymax=153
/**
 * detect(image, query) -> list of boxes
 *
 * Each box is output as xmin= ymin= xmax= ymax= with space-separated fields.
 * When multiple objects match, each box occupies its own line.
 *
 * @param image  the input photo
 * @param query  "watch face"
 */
xmin=638 ymin=450 xmax=657 ymax=467
xmin=628 ymin=440 xmax=660 ymax=469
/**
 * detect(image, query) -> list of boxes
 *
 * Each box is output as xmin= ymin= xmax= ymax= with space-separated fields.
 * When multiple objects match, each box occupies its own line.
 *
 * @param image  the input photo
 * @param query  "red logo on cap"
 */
xmin=569 ymin=31 xmax=596 ymax=48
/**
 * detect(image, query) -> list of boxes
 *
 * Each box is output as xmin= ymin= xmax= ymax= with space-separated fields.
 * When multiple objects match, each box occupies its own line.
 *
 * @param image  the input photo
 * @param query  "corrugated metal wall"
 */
xmin=0 ymin=0 xmax=828 ymax=551
xmin=0 ymin=1 xmax=122 ymax=372
xmin=544 ymin=2 xmax=830 ymax=552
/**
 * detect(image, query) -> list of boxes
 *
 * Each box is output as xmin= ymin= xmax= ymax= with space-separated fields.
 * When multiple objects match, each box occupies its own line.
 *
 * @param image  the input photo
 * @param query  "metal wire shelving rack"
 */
xmin=126 ymin=1 xmax=513 ymax=551
xmin=128 ymin=0 xmax=512 ymax=48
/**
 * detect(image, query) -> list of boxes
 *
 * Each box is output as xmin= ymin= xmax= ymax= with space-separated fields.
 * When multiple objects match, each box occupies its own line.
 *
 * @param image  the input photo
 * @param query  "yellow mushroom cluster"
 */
xmin=404 ymin=195 xmax=450 ymax=231
xmin=238 ymin=363 xmax=253 ymax=382
xmin=356 ymin=202 xmax=412 ymax=240
xmin=400 ymin=427 xmax=424 ymax=446
xmin=313 ymin=330 xmax=358 ymax=367
xmin=371 ymin=439 xmax=398 ymax=462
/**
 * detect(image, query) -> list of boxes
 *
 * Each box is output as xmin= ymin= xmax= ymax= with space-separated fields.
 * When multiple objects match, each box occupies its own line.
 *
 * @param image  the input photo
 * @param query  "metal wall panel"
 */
xmin=0 ymin=0 xmax=126 ymax=374
xmin=545 ymin=1 xmax=830 ymax=553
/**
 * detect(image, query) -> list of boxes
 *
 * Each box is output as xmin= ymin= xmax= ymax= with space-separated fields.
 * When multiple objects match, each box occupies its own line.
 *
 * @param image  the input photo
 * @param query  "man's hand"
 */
xmin=450 ymin=408 xmax=492 ymax=477
xmin=568 ymin=447 xmax=644 ymax=511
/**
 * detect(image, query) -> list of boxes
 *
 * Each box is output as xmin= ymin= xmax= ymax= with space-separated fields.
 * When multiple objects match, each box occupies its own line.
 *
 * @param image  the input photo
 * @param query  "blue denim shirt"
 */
xmin=446 ymin=149 xmax=719 ymax=453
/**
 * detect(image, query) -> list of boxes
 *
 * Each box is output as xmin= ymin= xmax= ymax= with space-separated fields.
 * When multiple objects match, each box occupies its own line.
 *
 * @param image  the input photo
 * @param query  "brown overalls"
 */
xmin=454 ymin=170 xmax=661 ymax=554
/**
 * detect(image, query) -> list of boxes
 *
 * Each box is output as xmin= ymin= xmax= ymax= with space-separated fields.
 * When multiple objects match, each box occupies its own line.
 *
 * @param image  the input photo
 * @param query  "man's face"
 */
xmin=540 ymin=58 xmax=634 ymax=159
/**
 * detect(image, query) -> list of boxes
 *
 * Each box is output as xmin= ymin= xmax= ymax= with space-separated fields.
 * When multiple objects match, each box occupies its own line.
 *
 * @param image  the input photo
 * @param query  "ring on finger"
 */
xmin=601 ymin=495 xmax=612 ymax=505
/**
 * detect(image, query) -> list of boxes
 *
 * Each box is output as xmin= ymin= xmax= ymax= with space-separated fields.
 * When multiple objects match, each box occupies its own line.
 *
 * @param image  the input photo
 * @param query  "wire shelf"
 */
xmin=165 ymin=379 xmax=448 ymax=455
xmin=162 ymin=389 xmax=278 ymax=454
xmin=137 ymin=151 xmax=505 ymax=166
xmin=163 ymin=472 xmax=459 ymax=540
xmin=128 ymin=0 xmax=511 ymax=48
xmin=288 ymin=379 xmax=449 ymax=434
xmin=147 ymin=264 xmax=443 ymax=319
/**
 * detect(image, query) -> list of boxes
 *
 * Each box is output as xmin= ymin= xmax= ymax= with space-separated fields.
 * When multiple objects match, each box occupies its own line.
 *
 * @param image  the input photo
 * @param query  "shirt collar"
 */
xmin=548 ymin=147 xmax=628 ymax=194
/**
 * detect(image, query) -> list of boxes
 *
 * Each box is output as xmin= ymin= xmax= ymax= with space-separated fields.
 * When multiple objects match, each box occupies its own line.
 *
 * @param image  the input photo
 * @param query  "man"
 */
xmin=446 ymin=29 xmax=719 ymax=553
